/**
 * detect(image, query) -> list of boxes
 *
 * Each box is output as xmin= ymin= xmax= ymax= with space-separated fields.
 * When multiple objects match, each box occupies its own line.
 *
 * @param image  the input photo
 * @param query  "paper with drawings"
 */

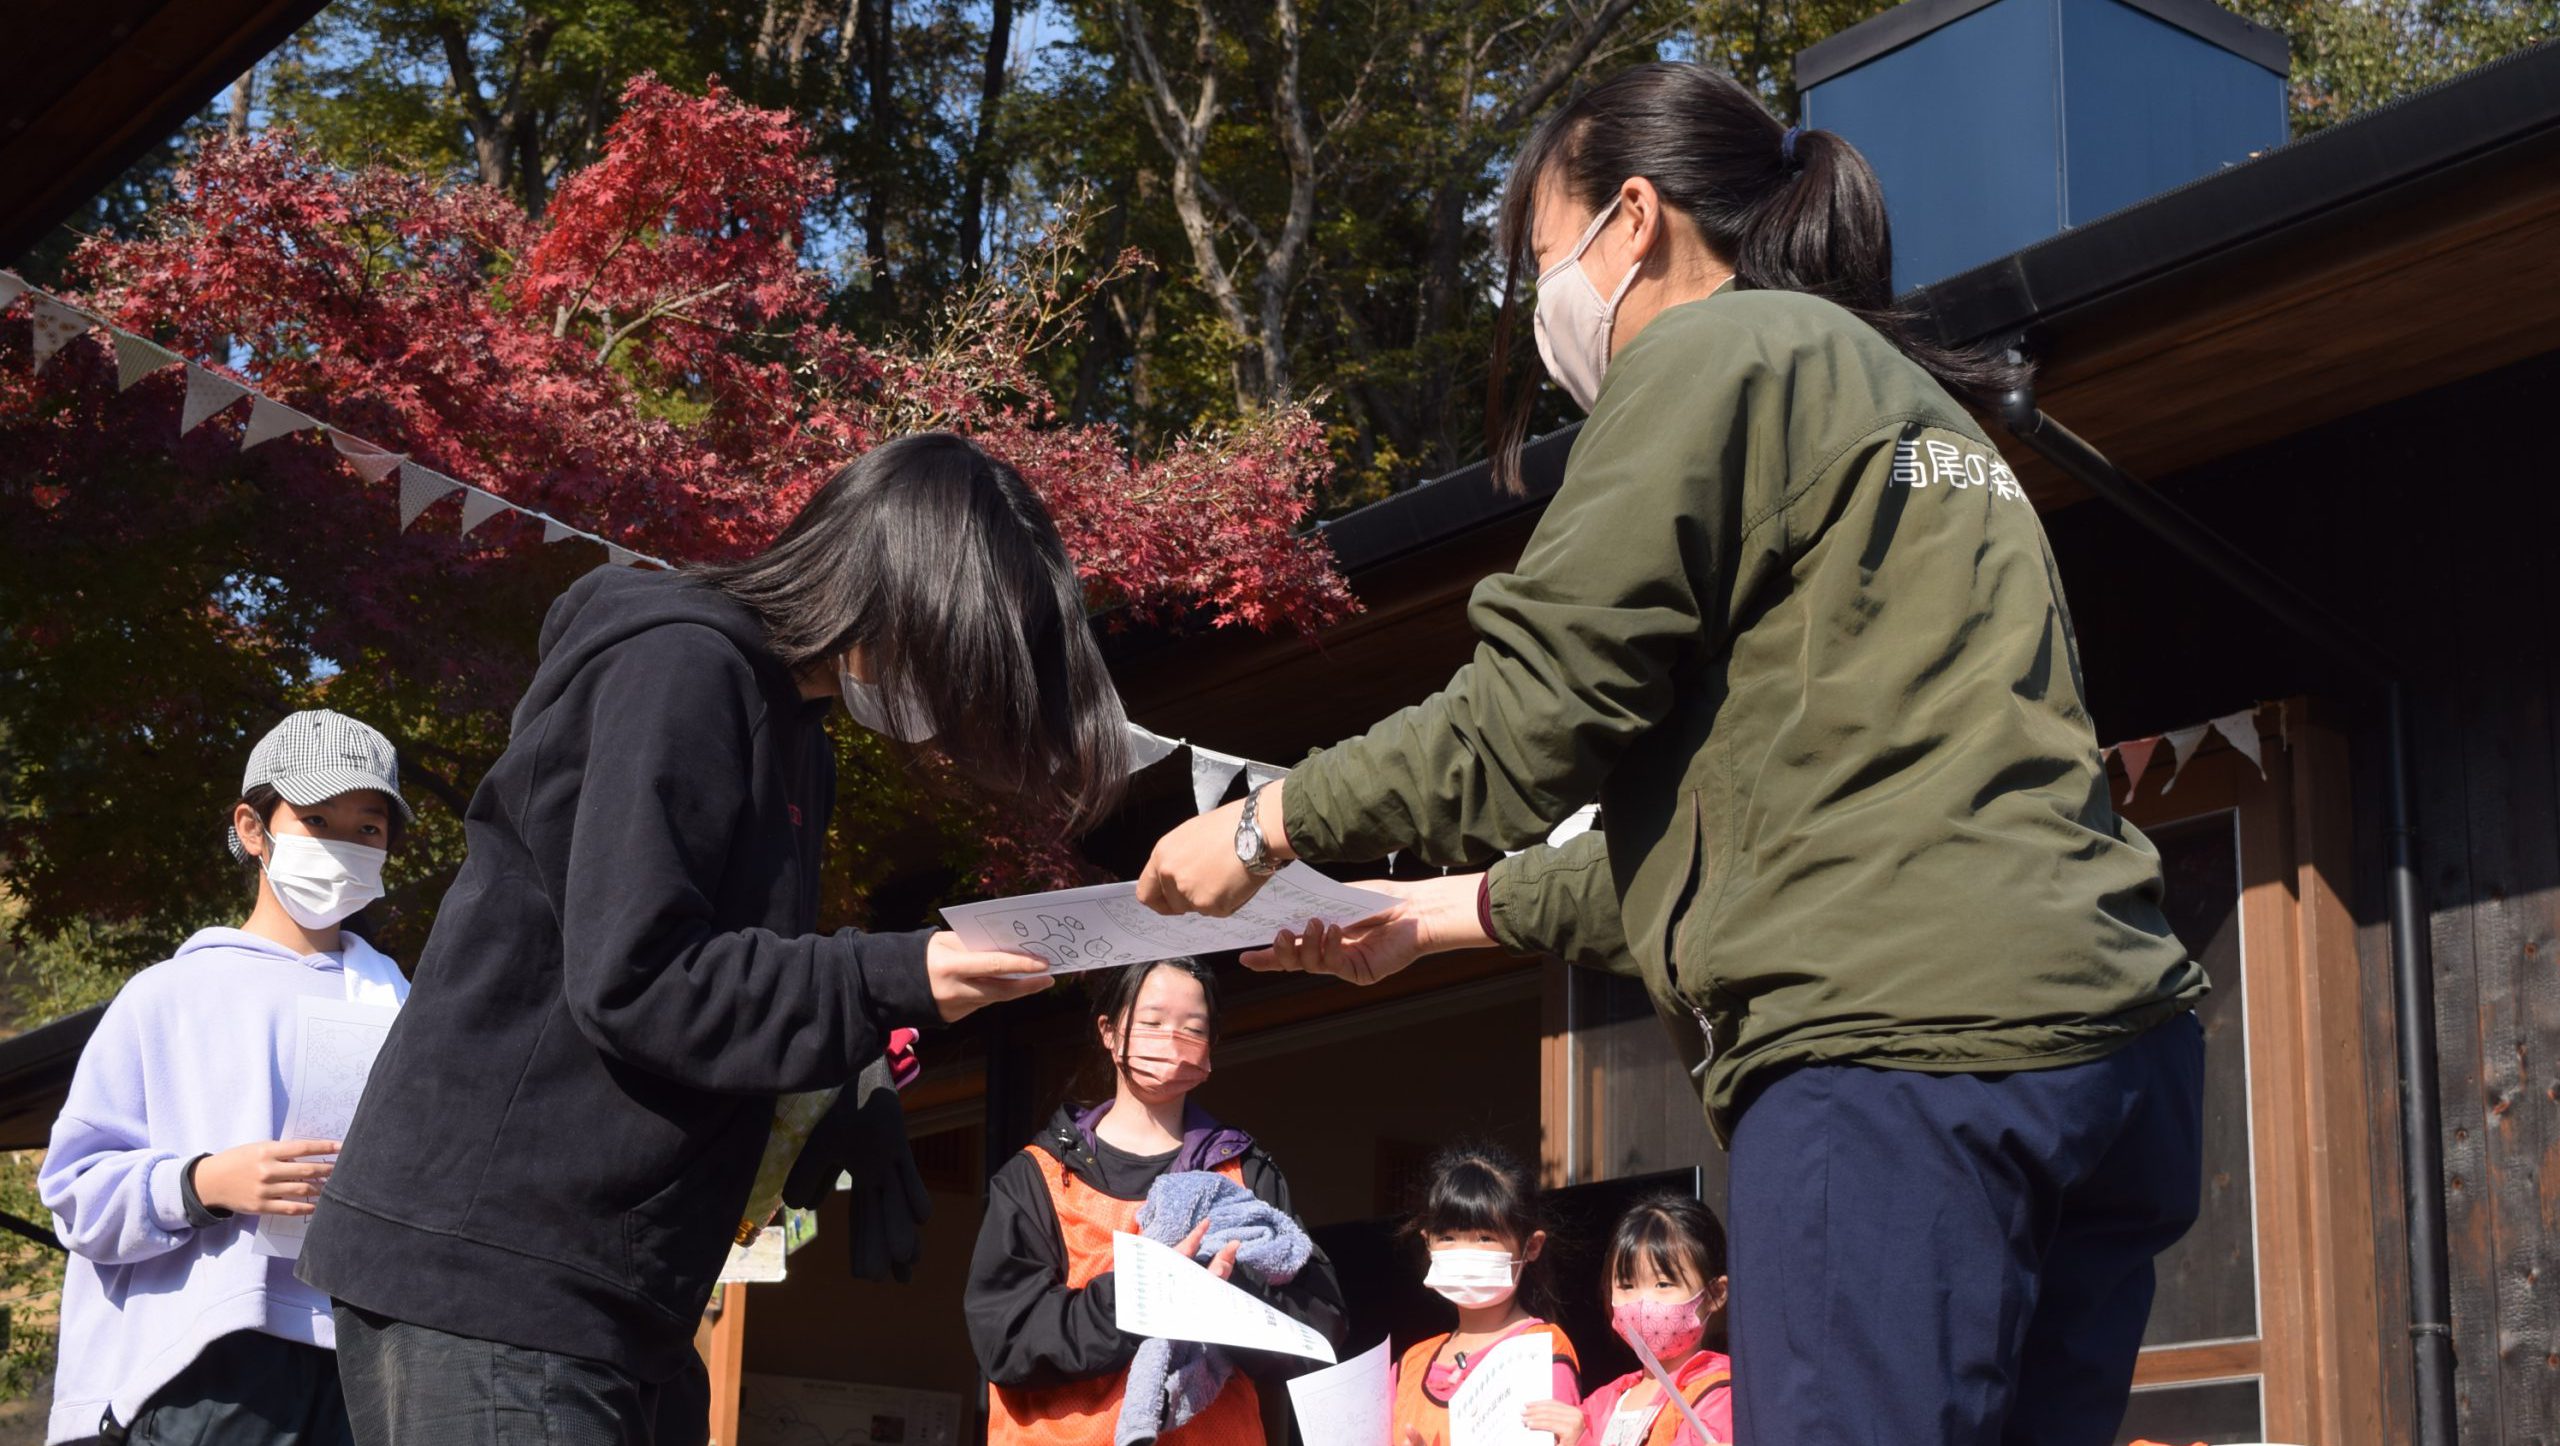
xmin=1287 ymin=1338 xmax=1392 ymax=1446
xmin=1110 ymin=1230 xmax=1337 ymax=1362
xmin=1448 ymin=1332 xmax=1555 ymax=1446
xmin=254 ymin=995 xmax=398 ymax=1259
xmin=941 ymin=863 xmax=1397 ymax=974
xmin=1624 ymin=1327 xmax=1721 ymax=1446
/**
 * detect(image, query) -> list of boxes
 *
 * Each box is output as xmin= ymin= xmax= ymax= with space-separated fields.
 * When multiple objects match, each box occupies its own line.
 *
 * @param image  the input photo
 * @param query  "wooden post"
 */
xmin=704 ymin=1282 xmax=748 ymax=1445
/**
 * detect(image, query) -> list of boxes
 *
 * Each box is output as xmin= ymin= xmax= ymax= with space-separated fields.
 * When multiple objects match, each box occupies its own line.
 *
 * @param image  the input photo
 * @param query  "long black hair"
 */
xmin=1488 ymin=61 xmax=2025 ymax=490
xmin=1408 ymin=1141 xmax=1556 ymax=1315
xmin=696 ymin=432 xmax=1129 ymax=827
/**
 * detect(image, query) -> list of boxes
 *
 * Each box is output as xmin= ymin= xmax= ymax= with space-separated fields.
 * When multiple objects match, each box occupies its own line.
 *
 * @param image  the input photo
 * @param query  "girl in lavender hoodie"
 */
xmin=41 ymin=710 xmax=413 ymax=1446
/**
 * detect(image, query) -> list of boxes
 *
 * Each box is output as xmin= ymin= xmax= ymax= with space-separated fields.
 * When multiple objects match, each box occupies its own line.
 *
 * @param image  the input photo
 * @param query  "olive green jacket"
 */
xmin=1283 ymin=287 xmax=2203 ymax=1141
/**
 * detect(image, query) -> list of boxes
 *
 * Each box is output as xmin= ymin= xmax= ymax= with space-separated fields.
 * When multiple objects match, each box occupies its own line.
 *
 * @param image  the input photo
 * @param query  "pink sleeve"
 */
xmin=1695 ymin=1382 xmax=1733 ymax=1445
xmin=1551 ymin=1362 xmax=1584 ymax=1407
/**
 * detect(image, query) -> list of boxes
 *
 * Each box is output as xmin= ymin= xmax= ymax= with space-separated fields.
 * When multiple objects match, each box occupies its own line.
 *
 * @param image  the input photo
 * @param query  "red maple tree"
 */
xmin=0 ymin=76 xmax=1354 ymax=958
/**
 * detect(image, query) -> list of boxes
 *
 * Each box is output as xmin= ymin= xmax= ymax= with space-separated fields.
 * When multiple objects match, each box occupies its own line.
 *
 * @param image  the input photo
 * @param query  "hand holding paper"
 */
xmin=1110 ymin=1230 xmax=1336 ymax=1362
xmin=944 ymin=864 xmax=1397 ymax=976
xmin=1449 ymin=1333 xmax=1556 ymax=1446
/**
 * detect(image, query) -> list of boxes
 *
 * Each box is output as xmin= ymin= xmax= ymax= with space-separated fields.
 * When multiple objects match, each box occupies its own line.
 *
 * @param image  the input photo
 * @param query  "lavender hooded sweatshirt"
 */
xmin=40 ymin=927 xmax=407 ymax=1443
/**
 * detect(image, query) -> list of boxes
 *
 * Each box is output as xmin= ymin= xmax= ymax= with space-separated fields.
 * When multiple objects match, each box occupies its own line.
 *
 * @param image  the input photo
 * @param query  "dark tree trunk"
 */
xmin=860 ymin=0 xmax=898 ymax=311
xmin=956 ymin=0 xmax=1016 ymax=277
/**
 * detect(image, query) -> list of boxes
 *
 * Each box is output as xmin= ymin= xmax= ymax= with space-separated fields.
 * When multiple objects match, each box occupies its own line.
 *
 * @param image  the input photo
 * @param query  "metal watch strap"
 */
xmin=1237 ymin=784 xmax=1282 ymax=877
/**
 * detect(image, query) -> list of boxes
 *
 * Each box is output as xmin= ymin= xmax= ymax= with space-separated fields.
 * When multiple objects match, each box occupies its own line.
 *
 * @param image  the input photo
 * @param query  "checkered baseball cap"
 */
xmin=226 ymin=709 xmax=413 ymax=862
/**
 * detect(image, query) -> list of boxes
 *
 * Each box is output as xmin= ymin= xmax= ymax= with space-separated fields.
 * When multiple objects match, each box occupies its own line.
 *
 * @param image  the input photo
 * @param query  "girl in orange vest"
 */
xmin=1394 ymin=1145 xmax=1583 ymax=1446
xmin=967 ymin=957 xmax=1347 ymax=1446
xmin=1560 ymin=1195 xmax=1733 ymax=1446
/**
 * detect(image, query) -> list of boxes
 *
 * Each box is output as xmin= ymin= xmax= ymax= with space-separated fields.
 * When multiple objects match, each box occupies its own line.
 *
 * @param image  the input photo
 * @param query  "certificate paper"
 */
xmin=941 ymin=864 xmax=1397 ymax=974
xmin=1448 ymin=1332 xmax=1555 ymax=1446
xmin=1288 ymin=1338 xmax=1393 ymax=1446
xmin=1110 ymin=1231 xmax=1337 ymax=1362
xmin=254 ymin=996 xmax=398 ymax=1259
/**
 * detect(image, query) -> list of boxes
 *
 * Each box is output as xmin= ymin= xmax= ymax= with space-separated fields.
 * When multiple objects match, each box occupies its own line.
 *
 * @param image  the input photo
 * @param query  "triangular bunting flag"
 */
xmin=539 ymin=517 xmax=576 ymax=544
xmin=457 ymin=486 xmax=511 ymax=536
xmin=606 ymin=544 xmax=642 ymax=568
xmin=2159 ymin=723 xmax=2213 ymax=793
xmin=396 ymin=462 xmax=462 ymax=529
xmin=2211 ymin=708 xmax=2266 ymax=778
xmin=1125 ymin=724 xmax=1183 ymax=772
xmin=0 ymin=272 xmax=26 ymax=308
xmin=1244 ymin=762 xmax=1288 ymax=793
xmin=179 ymin=366 xmax=251 ymax=434
xmin=239 ymin=396 xmax=321 ymax=450
xmin=2114 ymin=736 xmax=2163 ymax=803
xmin=28 ymin=296 xmax=92 ymax=371
xmin=111 ymin=330 xmax=181 ymax=392
xmin=1190 ymin=748 xmax=1247 ymax=814
xmin=331 ymin=432 xmax=406 ymax=485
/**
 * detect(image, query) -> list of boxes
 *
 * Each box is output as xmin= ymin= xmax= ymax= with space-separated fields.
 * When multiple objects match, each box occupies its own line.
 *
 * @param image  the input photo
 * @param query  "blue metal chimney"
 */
xmin=1796 ymin=0 xmax=2290 ymax=293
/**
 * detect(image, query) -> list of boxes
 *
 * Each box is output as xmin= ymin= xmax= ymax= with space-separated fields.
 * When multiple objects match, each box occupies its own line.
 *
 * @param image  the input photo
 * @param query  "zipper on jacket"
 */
xmin=1688 ymin=999 xmax=1717 ymax=1079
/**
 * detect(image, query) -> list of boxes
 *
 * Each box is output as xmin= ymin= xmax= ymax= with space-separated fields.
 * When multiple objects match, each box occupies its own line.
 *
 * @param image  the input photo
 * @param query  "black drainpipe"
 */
xmin=1998 ymin=386 xmax=2459 ymax=1446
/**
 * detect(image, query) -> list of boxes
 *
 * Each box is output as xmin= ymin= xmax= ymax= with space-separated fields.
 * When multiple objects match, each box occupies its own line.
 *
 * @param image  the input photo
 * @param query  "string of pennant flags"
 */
xmin=0 ymin=268 xmax=671 ymax=569
xmin=2103 ymin=704 xmax=2273 ymax=802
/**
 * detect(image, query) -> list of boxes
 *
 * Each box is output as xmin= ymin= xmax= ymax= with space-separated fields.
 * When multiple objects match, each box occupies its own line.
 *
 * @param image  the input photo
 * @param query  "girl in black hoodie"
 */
xmin=301 ymin=434 xmax=1128 ymax=1445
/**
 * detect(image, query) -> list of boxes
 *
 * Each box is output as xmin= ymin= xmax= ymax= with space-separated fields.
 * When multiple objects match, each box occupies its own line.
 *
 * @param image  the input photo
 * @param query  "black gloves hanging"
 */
xmin=781 ymin=1053 xmax=933 ymax=1283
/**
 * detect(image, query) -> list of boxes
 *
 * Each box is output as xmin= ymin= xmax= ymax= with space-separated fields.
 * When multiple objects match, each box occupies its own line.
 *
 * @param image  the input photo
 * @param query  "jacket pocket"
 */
xmin=1663 ymin=792 xmax=1729 ymax=1075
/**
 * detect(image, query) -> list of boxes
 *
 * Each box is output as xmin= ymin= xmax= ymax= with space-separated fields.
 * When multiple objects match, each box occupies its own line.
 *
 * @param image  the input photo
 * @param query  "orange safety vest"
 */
xmin=1609 ymin=1365 xmax=1732 ymax=1446
xmin=1393 ymin=1322 xmax=1581 ymax=1446
xmin=987 ymin=1148 xmax=1264 ymax=1446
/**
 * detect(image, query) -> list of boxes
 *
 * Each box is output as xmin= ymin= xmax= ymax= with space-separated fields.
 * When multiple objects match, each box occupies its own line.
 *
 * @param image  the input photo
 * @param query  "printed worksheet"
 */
xmin=1288 ymin=1338 xmax=1392 ymax=1446
xmin=1448 ymin=1332 xmax=1554 ymax=1446
xmin=1111 ymin=1230 xmax=1337 ymax=1362
xmin=254 ymin=995 xmax=398 ymax=1259
xmin=941 ymin=863 xmax=1397 ymax=974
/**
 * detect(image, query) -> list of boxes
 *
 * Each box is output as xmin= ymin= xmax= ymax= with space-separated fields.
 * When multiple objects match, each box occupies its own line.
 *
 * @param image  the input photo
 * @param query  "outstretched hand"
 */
xmin=925 ymin=933 xmax=1053 ymax=1022
xmin=1239 ymin=873 xmax=1492 ymax=986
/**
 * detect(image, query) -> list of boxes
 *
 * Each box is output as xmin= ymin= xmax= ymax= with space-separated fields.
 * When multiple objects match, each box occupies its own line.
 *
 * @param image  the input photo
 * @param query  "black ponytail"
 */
xmin=1488 ymin=61 xmax=2024 ymax=491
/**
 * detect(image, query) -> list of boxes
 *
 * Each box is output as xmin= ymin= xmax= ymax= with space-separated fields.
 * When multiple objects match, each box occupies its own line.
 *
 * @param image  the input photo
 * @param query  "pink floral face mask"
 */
xmin=1611 ymin=1289 xmax=1706 ymax=1362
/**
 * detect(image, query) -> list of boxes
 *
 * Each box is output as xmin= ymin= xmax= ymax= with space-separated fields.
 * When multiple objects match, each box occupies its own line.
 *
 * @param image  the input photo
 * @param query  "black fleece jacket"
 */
xmin=300 ymin=566 xmax=938 ymax=1378
xmin=966 ymin=1103 xmax=1349 ymax=1392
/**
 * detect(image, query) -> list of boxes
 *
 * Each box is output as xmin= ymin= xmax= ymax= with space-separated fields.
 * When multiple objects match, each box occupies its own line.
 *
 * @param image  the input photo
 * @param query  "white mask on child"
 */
xmin=1424 ymin=1248 xmax=1521 ymax=1308
xmin=259 ymin=833 xmax=387 ymax=930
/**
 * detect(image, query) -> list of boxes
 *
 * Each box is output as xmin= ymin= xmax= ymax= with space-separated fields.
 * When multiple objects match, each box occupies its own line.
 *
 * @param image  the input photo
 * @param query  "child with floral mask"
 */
xmin=39 ymin=709 xmax=413 ymax=1446
xmin=966 ymin=958 xmax=1348 ymax=1446
xmin=1392 ymin=1145 xmax=1583 ymax=1446
xmin=1556 ymin=1195 xmax=1733 ymax=1446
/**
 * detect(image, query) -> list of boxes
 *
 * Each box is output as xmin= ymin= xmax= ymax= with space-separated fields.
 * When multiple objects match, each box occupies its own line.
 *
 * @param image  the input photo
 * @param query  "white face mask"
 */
xmin=1423 ymin=1248 xmax=1521 ymax=1309
xmin=1532 ymin=197 xmax=1641 ymax=414
xmin=835 ymin=657 xmax=936 ymax=743
xmin=258 ymin=832 xmax=387 ymax=930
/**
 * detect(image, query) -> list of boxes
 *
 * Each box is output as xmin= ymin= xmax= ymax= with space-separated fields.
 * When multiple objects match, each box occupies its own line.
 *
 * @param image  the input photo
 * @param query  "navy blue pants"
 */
xmin=1727 ymin=1013 xmax=2204 ymax=1446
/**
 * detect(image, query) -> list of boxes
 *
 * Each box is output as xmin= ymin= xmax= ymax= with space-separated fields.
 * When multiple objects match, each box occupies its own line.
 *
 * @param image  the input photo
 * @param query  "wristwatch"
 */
xmin=1235 ymin=784 xmax=1282 ymax=877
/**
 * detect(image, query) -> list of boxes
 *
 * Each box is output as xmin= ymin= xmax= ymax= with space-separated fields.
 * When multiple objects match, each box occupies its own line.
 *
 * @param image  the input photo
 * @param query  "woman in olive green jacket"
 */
xmin=1138 ymin=62 xmax=2207 ymax=1446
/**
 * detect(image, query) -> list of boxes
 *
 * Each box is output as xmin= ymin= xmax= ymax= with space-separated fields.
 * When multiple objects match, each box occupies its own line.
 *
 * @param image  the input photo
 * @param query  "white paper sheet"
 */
xmin=1288 ymin=1338 xmax=1392 ymax=1446
xmin=254 ymin=996 xmax=398 ymax=1259
xmin=720 ymin=1229 xmax=790 ymax=1283
xmin=1448 ymin=1332 xmax=1555 ymax=1446
xmin=1110 ymin=1230 xmax=1338 ymax=1362
xmin=1624 ymin=1329 xmax=1721 ymax=1446
xmin=940 ymin=863 xmax=1397 ymax=975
